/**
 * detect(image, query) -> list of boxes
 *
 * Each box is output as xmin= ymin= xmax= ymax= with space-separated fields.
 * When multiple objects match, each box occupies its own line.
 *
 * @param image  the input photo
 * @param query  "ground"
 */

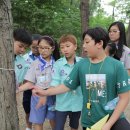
xmin=16 ymin=92 xmax=130 ymax=130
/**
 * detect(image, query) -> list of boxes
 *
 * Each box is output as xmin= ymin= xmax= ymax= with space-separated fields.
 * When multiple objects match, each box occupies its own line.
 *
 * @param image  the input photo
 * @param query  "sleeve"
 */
xmin=50 ymin=62 xmax=61 ymax=86
xmin=64 ymin=63 xmax=80 ymax=90
xmin=124 ymin=51 xmax=130 ymax=69
xmin=15 ymin=57 xmax=29 ymax=84
xmin=116 ymin=62 xmax=130 ymax=94
xmin=24 ymin=62 xmax=36 ymax=83
xmin=22 ymin=63 xmax=29 ymax=80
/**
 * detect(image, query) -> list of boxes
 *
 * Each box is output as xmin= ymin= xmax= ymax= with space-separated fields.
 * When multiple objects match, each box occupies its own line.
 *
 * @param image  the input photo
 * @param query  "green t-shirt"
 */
xmin=64 ymin=56 xmax=130 ymax=128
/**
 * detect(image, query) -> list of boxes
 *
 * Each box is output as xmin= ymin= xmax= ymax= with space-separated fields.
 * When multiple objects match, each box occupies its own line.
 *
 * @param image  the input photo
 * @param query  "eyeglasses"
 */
xmin=108 ymin=30 xmax=120 ymax=34
xmin=38 ymin=46 xmax=52 ymax=51
xmin=31 ymin=46 xmax=39 ymax=50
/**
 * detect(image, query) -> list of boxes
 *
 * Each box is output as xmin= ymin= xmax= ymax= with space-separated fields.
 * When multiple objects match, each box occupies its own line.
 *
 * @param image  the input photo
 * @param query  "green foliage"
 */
xmin=12 ymin=0 xmax=81 ymax=37
xmin=116 ymin=0 xmax=130 ymax=21
xmin=11 ymin=0 xmax=119 ymax=53
xmin=89 ymin=0 xmax=101 ymax=15
xmin=107 ymin=0 xmax=130 ymax=23
xmin=89 ymin=8 xmax=114 ymax=30
xmin=89 ymin=16 xmax=114 ymax=30
xmin=12 ymin=0 xmax=82 ymax=53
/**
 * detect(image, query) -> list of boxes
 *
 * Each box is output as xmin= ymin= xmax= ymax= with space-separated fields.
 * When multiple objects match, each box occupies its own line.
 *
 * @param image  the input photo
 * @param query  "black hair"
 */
xmin=83 ymin=27 xmax=109 ymax=49
xmin=32 ymin=34 xmax=42 ymax=41
xmin=13 ymin=28 xmax=32 ymax=46
xmin=107 ymin=43 xmax=117 ymax=56
xmin=108 ymin=21 xmax=127 ymax=59
xmin=38 ymin=36 xmax=60 ymax=61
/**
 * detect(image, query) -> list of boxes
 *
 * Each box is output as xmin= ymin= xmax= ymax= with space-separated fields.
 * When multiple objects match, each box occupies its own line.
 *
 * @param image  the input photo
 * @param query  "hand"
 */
xmin=36 ymin=97 xmax=47 ymax=109
xmin=32 ymin=87 xmax=47 ymax=97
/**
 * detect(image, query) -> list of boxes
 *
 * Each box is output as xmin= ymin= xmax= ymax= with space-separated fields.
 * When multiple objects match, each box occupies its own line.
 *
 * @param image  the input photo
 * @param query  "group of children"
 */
xmin=15 ymin=29 xmax=82 ymax=130
xmin=15 ymin=21 xmax=130 ymax=130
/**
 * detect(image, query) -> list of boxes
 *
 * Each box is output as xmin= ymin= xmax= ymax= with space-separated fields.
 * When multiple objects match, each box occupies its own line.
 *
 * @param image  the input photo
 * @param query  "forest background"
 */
xmin=12 ymin=0 xmax=130 ymax=53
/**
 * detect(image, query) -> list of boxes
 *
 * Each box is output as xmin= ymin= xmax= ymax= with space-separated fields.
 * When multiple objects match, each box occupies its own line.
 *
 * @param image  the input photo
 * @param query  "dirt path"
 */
xmin=16 ymin=92 xmax=130 ymax=130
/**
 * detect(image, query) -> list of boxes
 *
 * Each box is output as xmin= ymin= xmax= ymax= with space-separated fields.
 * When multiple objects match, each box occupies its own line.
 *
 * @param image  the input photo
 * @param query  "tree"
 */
xmin=11 ymin=0 xmax=81 ymax=37
xmin=80 ymin=0 xmax=89 ymax=35
xmin=107 ymin=0 xmax=116 ymax=21
xmin=0 ymin=0 xmax=19 ymax=130
xmin=12 ymin=0 xmax=116 ymax=53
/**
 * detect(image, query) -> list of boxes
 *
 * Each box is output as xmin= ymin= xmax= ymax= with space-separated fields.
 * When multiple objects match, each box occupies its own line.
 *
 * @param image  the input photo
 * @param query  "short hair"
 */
xmin=83 ymin=27 xmax=109 ymax=49
xmin=13 ymin=28 xmax=32 ymax=46
xmin=32 ymin=34 xmax=42 ymax=41
xmin=59 ymin=34 xmax=77 ymax=45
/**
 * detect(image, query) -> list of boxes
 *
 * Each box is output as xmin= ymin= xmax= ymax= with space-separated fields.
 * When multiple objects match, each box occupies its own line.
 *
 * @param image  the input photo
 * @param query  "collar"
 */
xmin=62 ymin=56 xmax=77 ymax=65
xmin=28 ymin=51 xmax=33 ymax=56
xmin=28 ymin=51 xmax=39 ymax=61
xmin=15 ymin=55 xmax=22 ymax=61
xmin=38 ymin=55 xmax=55 ymax=71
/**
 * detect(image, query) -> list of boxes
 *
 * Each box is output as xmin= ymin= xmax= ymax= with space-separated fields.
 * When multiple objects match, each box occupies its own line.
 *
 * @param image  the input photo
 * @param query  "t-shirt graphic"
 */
xmin=86 ymin=74 xmax=107 ymax=103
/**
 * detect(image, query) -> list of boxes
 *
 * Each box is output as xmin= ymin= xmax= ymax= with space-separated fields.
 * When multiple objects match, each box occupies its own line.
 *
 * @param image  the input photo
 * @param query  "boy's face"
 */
xmin=83 ymin=34 xmax=102 ymax=58
xmin=60 ymin=41 xmax=77 ymax=59
xmin=30 ymin=40 xmax=39 ymax=56
xmin=14 ymin=40 xmax=28 ymax=55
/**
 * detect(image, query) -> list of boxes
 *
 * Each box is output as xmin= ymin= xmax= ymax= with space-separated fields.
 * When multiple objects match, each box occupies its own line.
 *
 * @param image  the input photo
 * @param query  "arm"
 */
xmin=33 ymin=61 xmax=81 ymax=97
xmin=127 ymin=69 xmax=130 ymax=76
xmin=32 ymin=84 xmax=70 ymax=97
xmin=19 ymin=81 xmax=34 ymax=92
xmin=102 ymin=91 xmax=130 ymax=130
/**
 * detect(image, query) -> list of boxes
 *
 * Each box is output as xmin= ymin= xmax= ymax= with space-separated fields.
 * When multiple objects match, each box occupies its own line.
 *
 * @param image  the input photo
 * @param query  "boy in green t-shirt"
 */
xmin=32 ymin=27 xmax=130 ymax=130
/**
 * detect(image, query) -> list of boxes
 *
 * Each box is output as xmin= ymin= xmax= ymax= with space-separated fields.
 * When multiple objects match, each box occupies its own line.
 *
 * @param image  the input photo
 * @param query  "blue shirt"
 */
xmin=50 ymin=56 xmax=83 ymax=112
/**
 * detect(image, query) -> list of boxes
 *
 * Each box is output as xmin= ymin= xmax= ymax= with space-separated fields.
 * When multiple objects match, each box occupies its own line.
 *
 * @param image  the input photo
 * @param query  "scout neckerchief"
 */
xmin=38 ymin=55 xmax=55 ymax=72
xmin=87 ymin=57 xmax=106 ymax=116
xmin=29 ymin=52 xmax=38 ymax=61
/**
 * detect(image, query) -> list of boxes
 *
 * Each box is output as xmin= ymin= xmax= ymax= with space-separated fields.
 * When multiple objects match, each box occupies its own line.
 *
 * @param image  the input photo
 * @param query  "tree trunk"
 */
xmin=0 ymin=0 xmax=19 ymax=130
xmin=80 ymin=0 xmax=89 ymax=57
xmin=80 ymin=0 xmax=89 ymax=35
xmin=126 ymin=20 xmax=130 ymax=46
